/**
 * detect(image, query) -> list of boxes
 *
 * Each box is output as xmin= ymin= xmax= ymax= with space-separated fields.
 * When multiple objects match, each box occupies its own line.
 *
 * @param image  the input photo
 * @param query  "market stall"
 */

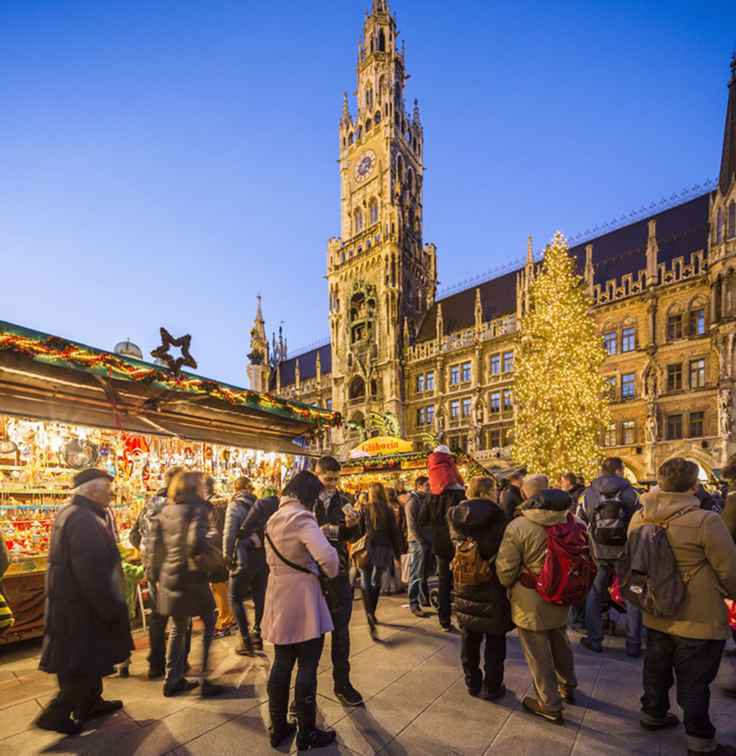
xmin=339 ymin=437 xmax=495 ymax=495
xmin=0 ymin=321 xmax=339 ymax=644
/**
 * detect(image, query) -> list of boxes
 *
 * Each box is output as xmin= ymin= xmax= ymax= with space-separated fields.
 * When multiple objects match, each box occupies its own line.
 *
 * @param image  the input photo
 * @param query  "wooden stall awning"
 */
xmin=0 ymin=321 xmax=340 ymax=454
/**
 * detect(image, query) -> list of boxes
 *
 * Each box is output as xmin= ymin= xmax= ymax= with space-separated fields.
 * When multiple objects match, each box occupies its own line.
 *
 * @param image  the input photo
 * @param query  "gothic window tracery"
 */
xmin=349 ymin=376 xmax=366 ymax=400
xmin=349 ymin=286 xmax=376 ymax=345
xmin=369 ymin=198 xmax=379 ymax=225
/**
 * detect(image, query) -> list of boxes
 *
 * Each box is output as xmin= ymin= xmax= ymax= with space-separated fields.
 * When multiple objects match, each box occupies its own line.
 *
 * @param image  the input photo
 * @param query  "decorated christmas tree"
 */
xmin=513 ymin=232 xmax=610 ymax=482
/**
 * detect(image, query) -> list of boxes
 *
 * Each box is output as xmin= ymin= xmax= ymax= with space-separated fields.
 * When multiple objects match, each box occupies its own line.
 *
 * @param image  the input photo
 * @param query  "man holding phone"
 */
xmin=315 ymin=456 xmax=365 ymax=708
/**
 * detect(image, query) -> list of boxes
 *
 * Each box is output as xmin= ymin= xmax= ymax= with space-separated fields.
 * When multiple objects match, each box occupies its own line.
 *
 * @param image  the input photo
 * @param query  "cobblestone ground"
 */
xmin=1 ymin=595 xmax=735 ymax=756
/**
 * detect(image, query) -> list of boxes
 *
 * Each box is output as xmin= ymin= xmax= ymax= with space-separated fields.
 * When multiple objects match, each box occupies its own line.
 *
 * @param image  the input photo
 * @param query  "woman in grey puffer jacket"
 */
xmin=149 ymin=471 xmax=224 ymax=699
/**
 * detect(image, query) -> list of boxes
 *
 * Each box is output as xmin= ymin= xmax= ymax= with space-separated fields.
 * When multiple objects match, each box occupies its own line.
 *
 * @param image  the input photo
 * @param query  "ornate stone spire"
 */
xmin=584 ymin=243 xmax=595 ymax=298
xmin=435 ymin=302 xmax=444 ymax=341
xmin=247 ymin=295 xmax=270 ymax=391
xmin=474 ymin=288 xmax=483 ymax=331
xmin=526 ymin=234 xmax=534 ymax=268
xmin=719 ymin=54 xmax=736 ymax=195
xmin=646 ymin=218 xmax=659 ymax=286
xmin=248 ymin=295 xmax=268 ymax=366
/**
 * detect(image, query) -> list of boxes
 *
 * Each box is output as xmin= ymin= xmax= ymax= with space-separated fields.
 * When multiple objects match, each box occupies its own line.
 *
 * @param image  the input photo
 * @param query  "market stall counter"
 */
xmin=0 ymin=320 xmax=339 ymax=644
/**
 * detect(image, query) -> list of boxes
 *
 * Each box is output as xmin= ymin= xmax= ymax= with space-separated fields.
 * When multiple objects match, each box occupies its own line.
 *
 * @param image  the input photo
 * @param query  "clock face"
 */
xmin=354 ymin=151 xmax=375 ymax=182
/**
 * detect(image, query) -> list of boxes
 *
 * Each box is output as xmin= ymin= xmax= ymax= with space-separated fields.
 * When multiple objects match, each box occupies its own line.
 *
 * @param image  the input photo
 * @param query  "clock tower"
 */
xmin=326 ymin=0 xmax=437 ymax=453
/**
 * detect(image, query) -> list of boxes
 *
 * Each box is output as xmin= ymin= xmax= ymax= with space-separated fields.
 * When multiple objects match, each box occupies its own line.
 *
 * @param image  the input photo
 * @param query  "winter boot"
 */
xmin=269 ymin=698 xmax=297 ymax=747
xmin=236 ymin=631 xmax=255 ymax=656
xmin=295 ymin=695 xmax=336 ymax=750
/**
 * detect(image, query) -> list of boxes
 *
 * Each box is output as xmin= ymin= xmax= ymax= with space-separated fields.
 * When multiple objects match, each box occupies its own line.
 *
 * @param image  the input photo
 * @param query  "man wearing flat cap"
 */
xmin=36 ymin=469 xmax=133 ymax=735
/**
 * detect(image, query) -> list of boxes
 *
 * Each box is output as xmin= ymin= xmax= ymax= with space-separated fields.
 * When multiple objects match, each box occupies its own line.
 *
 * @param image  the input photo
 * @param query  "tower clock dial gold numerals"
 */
xmin=354 ymin=150 xmax=376 ymax=182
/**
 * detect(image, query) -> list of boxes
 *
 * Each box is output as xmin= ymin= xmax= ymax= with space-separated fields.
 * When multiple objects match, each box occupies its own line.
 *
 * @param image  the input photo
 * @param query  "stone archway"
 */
xmin=660 ymin=447 xmax=715 ymax=482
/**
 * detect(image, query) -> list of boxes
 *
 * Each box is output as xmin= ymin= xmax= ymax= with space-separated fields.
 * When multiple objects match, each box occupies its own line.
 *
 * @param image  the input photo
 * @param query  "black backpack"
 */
xmin=616 ymin=518 xmax=686 ymax=617
xmin=590 ymin=491 xmax=628 ymax=547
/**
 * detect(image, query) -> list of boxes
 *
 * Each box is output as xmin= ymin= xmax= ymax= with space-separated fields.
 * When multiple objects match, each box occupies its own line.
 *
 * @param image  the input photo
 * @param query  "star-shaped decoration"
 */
xmin=150 ymin=328 xmax=198 ymax=375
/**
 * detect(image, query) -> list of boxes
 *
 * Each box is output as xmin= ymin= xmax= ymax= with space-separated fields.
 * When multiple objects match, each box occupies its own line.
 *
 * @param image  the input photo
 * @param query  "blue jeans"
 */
xmin=407 ymin=541 xmax=429 ymax=610
xmin=642 ymin=628 xmax=725 ymax=751
xmin=165 ymin=611 xmax=215 ymax=686
xmin=326 ymin=574 xmax=354 ymax=689
xmin=584 ymin=562 xmax=642 ymax=650
xmin=229 ymin=549 xmax=268 ymax=640
xmin=360 ymin=564 xmax=388 ymax=616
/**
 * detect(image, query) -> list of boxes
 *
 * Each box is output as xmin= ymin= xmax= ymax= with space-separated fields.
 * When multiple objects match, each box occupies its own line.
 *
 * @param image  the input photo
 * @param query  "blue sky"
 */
xmin=1 ymin=0 xmax=734 ymax=386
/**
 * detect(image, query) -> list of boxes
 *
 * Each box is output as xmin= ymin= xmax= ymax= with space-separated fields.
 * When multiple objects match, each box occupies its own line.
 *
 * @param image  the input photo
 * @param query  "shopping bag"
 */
xmin=0 ymin=593 xmax=14 ymax=633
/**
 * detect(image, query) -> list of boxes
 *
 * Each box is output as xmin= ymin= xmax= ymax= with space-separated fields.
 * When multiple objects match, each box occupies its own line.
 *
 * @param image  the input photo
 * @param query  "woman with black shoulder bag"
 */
xmin=262 ymin=471 xmax=340 ymax=750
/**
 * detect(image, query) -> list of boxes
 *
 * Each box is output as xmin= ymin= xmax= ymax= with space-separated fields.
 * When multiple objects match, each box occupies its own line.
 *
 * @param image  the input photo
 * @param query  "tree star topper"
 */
xmin=151 ymin=328 xmax=198 ymax=374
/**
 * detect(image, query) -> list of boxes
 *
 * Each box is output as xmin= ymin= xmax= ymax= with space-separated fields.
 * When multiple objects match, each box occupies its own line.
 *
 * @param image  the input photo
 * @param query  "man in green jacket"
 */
xmin=630 ymin=458 xmax=736 ymax=756
xmin=496 ymin=474 xmax=577 ymax=724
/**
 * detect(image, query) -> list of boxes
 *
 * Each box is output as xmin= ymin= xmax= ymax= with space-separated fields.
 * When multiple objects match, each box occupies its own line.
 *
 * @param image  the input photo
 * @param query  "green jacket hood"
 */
xmin=522 ymin=508 xmax=568 ymax=527
xmin=639 ymin=491 xmax=700 ymax=523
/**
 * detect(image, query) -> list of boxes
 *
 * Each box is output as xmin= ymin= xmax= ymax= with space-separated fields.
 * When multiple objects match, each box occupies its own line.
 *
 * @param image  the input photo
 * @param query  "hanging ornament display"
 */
xmin=63 ymin=439 xmax=99 ymax=469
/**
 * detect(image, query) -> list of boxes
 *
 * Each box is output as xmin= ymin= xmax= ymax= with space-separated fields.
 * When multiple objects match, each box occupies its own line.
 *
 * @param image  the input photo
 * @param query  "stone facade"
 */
xmin=254 ymin=2 xmax=736 ymax=481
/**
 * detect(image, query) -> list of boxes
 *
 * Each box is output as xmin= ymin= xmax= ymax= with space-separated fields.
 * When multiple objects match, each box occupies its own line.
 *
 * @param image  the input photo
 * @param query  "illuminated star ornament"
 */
xmin=150 ymin=328 xmax=198 ymax=375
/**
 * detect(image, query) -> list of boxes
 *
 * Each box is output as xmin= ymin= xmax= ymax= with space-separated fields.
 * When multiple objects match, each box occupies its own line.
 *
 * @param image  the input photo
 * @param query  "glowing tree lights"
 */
xmin=513 ymin=232 xmax=610 ymax=482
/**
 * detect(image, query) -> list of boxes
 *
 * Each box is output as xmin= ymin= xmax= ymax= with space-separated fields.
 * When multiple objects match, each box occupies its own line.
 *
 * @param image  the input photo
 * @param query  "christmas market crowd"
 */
xmin=10 ymin=446 xmax=736 ymax=756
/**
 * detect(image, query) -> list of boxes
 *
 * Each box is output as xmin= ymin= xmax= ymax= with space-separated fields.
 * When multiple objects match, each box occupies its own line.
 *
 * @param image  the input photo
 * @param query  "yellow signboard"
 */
xmin=350 ymin=436 xmax=413 ymax=457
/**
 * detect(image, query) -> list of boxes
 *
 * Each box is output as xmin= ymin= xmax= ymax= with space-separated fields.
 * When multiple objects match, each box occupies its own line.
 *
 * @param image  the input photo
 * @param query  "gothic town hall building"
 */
xmin=248 ymin=1 xmax=736 ymax=483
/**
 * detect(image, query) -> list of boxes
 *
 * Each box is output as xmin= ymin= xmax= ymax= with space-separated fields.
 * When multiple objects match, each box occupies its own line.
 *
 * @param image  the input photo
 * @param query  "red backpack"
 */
xmin=521 ymin=514 xmax=597 ymax=606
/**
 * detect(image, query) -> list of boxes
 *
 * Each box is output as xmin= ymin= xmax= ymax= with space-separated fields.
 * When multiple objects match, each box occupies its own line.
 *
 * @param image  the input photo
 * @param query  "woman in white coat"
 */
xmin=262 ymin=471 xmax=340 ymax=750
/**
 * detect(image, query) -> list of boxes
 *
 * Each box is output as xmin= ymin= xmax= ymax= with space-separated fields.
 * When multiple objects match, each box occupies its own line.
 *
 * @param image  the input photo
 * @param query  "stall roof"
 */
xmin=0 ymin=321 xmax=340 ymax=455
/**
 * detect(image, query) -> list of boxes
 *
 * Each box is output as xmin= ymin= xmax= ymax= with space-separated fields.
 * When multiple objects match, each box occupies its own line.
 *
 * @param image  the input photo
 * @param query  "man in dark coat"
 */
xmin=223 ymin=477 xmax=268 ymax=654
xmin=448 ymin=478 xmax=513 ymax=700
xmin=315 ymin=456 xmax=365 ymax=707
xmin=499 ymin=470 xmax=525 ymax=523
xmin=36 ymin=469 xmax=133 ymax=735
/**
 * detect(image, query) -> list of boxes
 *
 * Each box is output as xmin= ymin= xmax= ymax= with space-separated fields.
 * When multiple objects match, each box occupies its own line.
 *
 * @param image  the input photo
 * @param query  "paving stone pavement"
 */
xmin=1 ymin=595 xmax=736 ymax=755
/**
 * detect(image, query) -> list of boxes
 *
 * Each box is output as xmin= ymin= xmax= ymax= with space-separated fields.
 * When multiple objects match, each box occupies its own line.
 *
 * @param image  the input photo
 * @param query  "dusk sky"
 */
xmin=2 ymin=0 xmax=734 ymax=387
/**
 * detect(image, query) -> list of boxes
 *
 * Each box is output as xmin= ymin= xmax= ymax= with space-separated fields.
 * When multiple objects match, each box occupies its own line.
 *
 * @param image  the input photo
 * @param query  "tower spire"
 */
xmin=719 ymin=53 xmax=736 ymax=195
xmin=526 ymin=235 xmax=534 ymax=267
xmin=247 ymin=295 xmax=270 ymax=391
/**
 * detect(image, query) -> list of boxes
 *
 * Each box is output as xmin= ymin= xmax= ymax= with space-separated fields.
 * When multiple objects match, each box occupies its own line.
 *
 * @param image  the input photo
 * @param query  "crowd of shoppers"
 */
xmin=31 ymin=448 xmax=736 ymax=755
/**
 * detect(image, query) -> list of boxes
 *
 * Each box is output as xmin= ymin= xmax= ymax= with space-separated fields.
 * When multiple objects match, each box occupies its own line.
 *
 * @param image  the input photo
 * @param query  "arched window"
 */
xmin=365 ymin=87 xmax=373 ymax=111
xmin=349 ymin=377 xmax=366 ymax=399
xmin=348 ymin=132 xmax=354 ymax=145
xmin=369 ymin=197 xmax=379 ymax=225
xmin=365 ymin=119 xmax=372 ymax=131
xmin=378 ymin=28 xmax=386 ymax=52
xmin=729 ymin=201 xmax=736 ymax=239
xmin=688 ymin=298 xmax=707 ymax=337
xmin=717 ymin=207 xmax=724 ymax=244
xmin=357 ymin=126 xmax=363 ymax=140
xmin=354 ymin=208 xmax=364 ymax=234
xmin=378 ymin=75 xmax=386 ymax=100
xmin=374 ymin=110 xmax=381 ymax=125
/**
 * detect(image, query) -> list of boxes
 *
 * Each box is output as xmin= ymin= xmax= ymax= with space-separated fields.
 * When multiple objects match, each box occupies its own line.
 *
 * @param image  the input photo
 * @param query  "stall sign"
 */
xmin=350 ymin=436 xmax=413 ymax=458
